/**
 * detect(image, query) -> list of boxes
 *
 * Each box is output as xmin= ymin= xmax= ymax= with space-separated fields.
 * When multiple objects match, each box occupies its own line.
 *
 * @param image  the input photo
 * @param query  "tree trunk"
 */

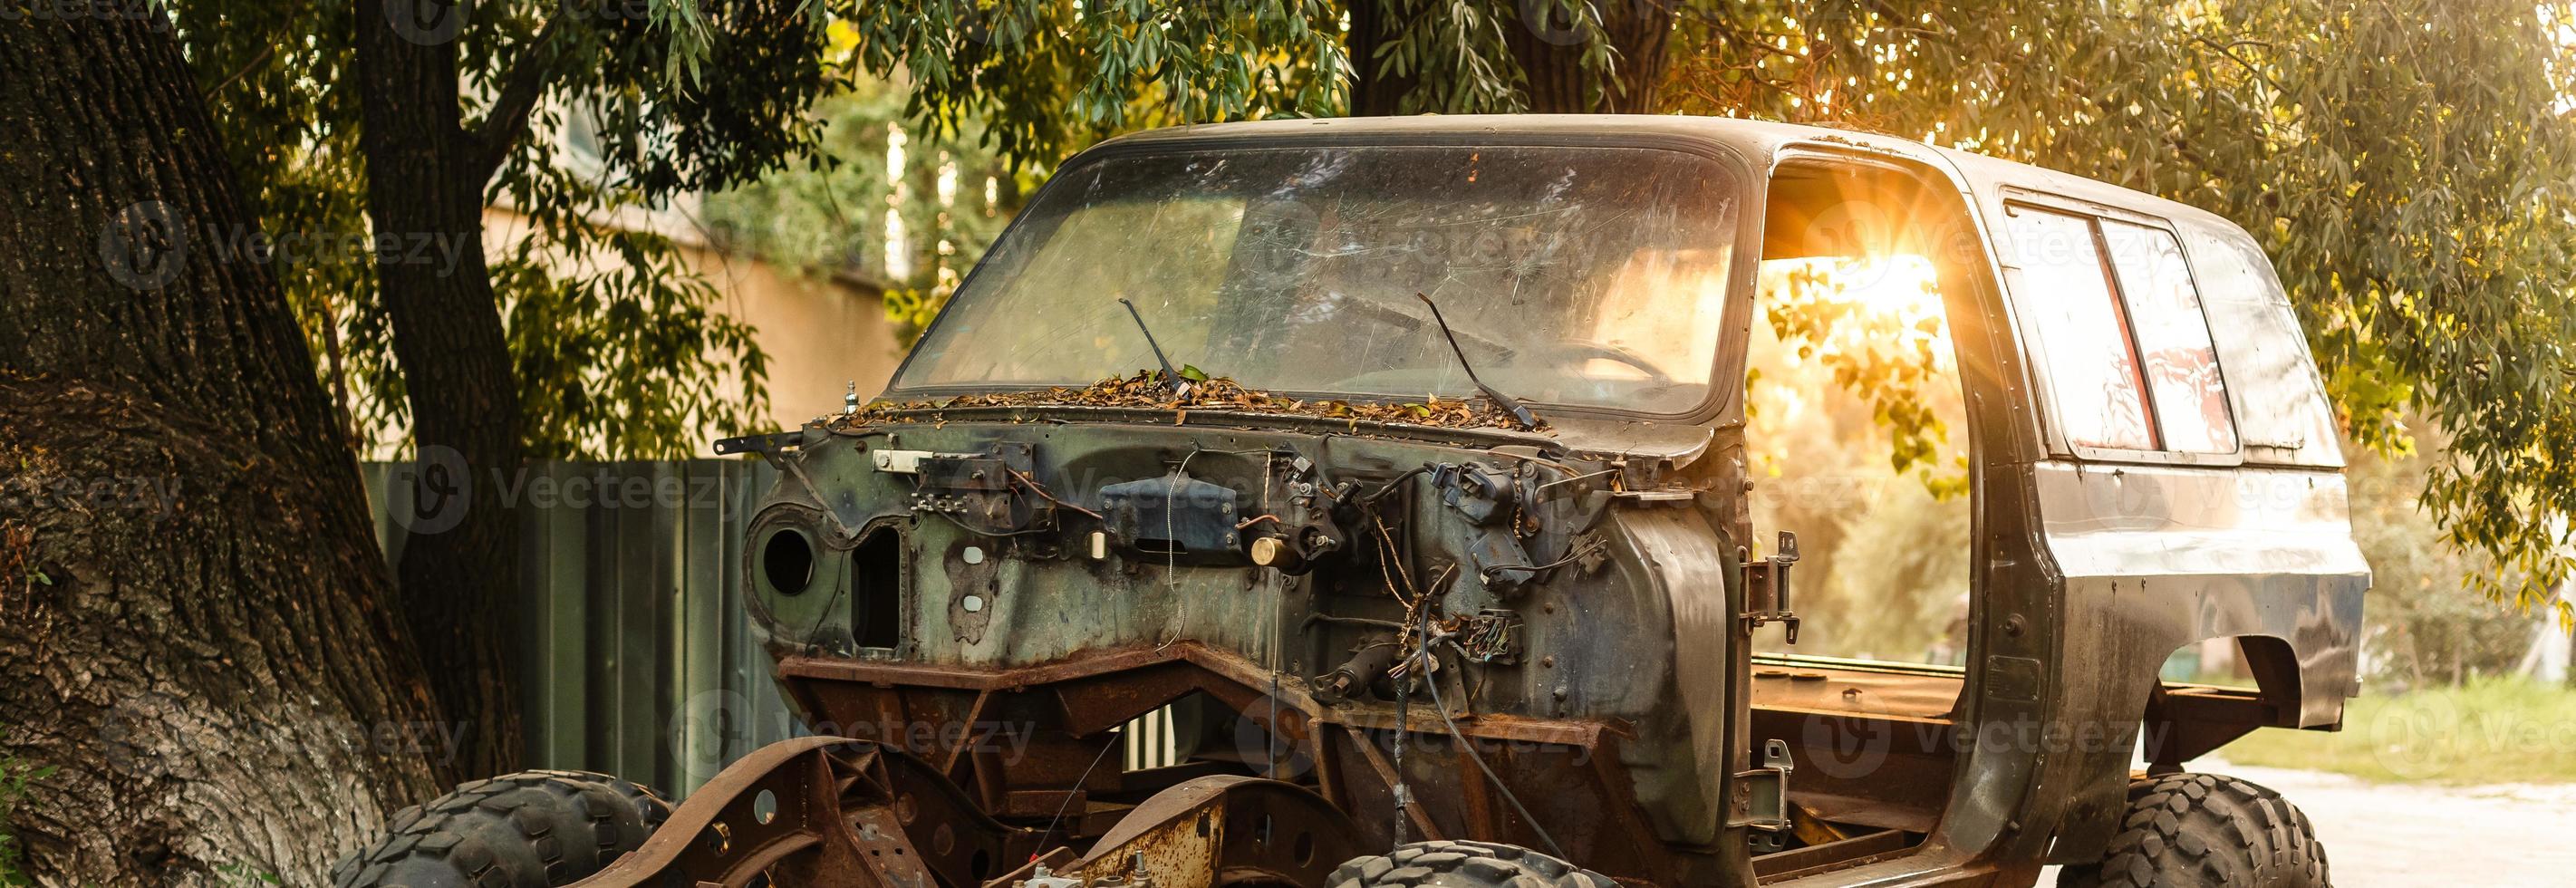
xmin=0 ymin=9 xmax=442 ymax=886
xmin=1346 ymin=0 xmax=1422 ymax=116
xmin=1505 ymin=0 xmax=1674 ymax=113
xmin=1345 ymin=0 xmax=1675 ymax=115
xmin=354 ymin=0 xmax=528 ymax=785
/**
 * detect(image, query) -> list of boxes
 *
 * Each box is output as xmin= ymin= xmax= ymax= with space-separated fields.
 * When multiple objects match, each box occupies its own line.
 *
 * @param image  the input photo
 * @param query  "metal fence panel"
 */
xmin=362 ymin=460 xmax=796 ymax=797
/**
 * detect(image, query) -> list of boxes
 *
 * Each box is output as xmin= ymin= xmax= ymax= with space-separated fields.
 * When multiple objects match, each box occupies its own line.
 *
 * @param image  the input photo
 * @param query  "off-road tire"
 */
xmin=1328 ymin=839 xmax=1615 ymax=888
xmin=2059 ymin=772 xmax=2329 ymax=887
xmin=330 ymin=769 xmax=671 ymax=888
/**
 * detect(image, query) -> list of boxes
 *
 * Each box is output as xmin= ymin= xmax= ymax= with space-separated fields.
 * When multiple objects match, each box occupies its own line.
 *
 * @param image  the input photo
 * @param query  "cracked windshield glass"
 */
xmin=894 ymin=145 xmax=1739 ymax=414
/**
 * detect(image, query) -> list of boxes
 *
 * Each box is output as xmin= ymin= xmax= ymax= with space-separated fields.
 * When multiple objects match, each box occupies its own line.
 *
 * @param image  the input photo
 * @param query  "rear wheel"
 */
xmin=1328 ymin=840 xmax=1613 ymax=888
xmin=2060 ymin=772 xmax=2329 ymax=887
xmin=330 ymin=769 xmax=671 ymax=888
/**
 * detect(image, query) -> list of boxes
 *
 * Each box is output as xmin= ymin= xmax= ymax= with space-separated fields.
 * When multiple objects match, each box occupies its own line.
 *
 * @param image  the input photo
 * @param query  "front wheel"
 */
xmin=331 ymin=769 xmax=671 ymax=888
xmin=2059 ymin=772 xmax=2329 ymax=887
xmin=1329 ymin=840 xmax=1614 ymax=888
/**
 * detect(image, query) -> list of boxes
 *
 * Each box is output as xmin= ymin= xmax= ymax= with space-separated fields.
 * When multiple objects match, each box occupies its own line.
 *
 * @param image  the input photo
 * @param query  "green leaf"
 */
xmin=1178 ymin=364 xmax=1209 ymax=381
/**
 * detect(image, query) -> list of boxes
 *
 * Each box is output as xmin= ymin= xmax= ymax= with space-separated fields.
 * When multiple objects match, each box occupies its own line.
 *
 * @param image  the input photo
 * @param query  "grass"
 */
xmin=2217 ymin=677 xmax=2576 ymax=784
xmin=0 ymin=730 xmax=51 ymax=888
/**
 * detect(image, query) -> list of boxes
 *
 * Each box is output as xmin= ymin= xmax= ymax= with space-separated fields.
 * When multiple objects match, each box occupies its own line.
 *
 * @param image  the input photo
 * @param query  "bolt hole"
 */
xmin=752 ymin=789 xmax=777 ymax=825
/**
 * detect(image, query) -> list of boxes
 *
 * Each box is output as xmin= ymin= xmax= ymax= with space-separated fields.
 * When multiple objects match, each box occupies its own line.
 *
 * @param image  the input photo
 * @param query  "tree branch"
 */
xmin=201 ymin=43 xmax=276 ymax=100
xmin=466 ymin=15 xmax=570 ymax=185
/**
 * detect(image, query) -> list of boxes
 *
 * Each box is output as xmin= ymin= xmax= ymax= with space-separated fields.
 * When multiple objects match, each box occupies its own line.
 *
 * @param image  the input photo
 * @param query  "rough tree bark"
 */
xmin=0 ymin=7 xmax=442 ymax=886
xmin=353 ymin=0 xmax=547 ymax=785
xmin=1505 ymin=0 xmax=1674 ymax=113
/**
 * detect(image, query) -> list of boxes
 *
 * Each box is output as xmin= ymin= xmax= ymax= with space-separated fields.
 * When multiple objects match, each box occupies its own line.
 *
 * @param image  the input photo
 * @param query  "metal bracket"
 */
xmin=1731 ymin=738 xmax=1797 ymax=833
xmin=716 ymin=427 xmax=859 ymax=536
xmin=713 ymin=430 xmax=805 ymax=458
xmin=1741 ymin=530 xmax=1801 ymax=643
xmin=905 ymin=442 xmax=1056 ymax=535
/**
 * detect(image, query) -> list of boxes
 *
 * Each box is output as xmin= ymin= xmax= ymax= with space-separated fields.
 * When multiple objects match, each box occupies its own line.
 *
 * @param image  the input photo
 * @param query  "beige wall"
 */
xmin=484 ymin=208 xmax=909 ymax=456
xmin=681 ymin=242 xmax=909 ymax=443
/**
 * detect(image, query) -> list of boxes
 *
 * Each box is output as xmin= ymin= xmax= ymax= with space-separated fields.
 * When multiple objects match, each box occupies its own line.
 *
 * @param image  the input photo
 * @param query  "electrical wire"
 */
xmin=1007 ymin=468 xmax=1103 ymax=519
xmin=915 ymin=508 xmax=1058 ymax=537
xmin=1413 ymin=624 xmax=1569 ymax=861
xmin=1536 ymin=468 xmax=1618 ymax=491
xmin=1478 ymin=536 xmax=1607 ymax=581
xmin=1034 ymin=735 xmax=1122 ymax=859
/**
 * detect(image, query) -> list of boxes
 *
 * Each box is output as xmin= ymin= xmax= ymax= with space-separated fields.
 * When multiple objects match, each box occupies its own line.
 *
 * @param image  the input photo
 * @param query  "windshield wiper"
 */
xmin=1117 ymin=297 xmax=1192 ymax=397
xmin=1415 ymin=293 xmax=1538 ymax=430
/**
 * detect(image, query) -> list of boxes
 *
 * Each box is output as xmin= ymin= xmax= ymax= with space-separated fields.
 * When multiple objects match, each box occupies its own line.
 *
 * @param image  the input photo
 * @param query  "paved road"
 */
xmin=2038 ymin=763 xmax=2576 ymax=886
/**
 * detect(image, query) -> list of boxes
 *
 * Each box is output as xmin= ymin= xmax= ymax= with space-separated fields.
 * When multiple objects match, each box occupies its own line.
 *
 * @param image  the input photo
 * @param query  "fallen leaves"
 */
xmin=851 ymin=370 xmax=1545 ymax=431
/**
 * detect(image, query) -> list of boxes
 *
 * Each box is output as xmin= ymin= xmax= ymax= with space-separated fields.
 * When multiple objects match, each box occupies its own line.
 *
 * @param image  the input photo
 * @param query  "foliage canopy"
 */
xmin=173 ymin=0 xmax=839 ymax=458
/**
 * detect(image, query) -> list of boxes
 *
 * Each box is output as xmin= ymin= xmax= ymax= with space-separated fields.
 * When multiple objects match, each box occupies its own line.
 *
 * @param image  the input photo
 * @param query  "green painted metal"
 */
xmin=361 ymin=460 xmax=799 ymax=798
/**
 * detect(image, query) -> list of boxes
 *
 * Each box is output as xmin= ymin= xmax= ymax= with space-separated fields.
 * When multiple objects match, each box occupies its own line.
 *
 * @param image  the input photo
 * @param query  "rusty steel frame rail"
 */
xmin=988 ymin=776 xmax=1363 ymax=888
xmin=771 ymin=644 xmax=1699 ymax=886
xmin=566 ymin=734 xmax=1364 ymax=888
xmin=567 ymin=737 xmax=1034 ymax=888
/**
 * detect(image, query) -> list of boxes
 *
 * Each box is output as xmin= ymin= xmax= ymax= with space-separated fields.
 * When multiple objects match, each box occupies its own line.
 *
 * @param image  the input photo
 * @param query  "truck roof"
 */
xmin=1104 ymin=113 xmax=2247 ymax=237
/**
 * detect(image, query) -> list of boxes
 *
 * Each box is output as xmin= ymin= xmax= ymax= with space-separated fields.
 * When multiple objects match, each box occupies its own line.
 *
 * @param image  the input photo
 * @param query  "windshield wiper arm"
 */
xmin=1117 ymin=297 xmax=1192 ymax=396
xmin=1415 ymin=293 xmax=1538 ymax=430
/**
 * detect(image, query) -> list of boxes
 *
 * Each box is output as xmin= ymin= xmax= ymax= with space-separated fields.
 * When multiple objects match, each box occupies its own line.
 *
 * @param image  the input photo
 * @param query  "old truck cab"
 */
xmin=343 ymin=115 xmax=2365 ymax=888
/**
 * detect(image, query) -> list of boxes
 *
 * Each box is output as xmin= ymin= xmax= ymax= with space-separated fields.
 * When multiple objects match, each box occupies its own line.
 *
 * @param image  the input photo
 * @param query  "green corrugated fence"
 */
xmin=361 ymin=460 xmax=798 ymax=798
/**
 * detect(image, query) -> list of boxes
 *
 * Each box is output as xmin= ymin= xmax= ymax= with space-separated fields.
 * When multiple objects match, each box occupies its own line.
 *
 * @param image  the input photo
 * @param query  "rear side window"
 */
xmin=2005 ymin=208 xmax=2156 ymax=450
xmin=2100 ymin=221 xmax=2237 ymax=452
xmin=2005 ymin=205 xmax=2237 ymax=456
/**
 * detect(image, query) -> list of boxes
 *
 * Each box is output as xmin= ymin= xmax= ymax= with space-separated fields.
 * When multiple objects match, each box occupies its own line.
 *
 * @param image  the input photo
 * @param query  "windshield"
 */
xmin=892 ymin=144 xmax=1741 ymax=414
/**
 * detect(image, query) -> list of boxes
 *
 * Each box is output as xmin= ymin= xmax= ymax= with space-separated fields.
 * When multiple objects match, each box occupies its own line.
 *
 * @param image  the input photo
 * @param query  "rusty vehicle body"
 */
xmin=565 ymin=116 xmax=2368 ymax=888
